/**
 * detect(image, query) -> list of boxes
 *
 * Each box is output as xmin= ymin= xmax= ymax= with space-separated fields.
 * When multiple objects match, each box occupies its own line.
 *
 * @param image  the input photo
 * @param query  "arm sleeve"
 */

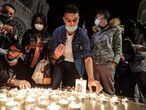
xmin=0 ymin=61 xmax=10 ymax=84
xmin=112 ymin=26 xmax=122 ymax=64
xmin=81 ymin=30 xmax=92 ymax=59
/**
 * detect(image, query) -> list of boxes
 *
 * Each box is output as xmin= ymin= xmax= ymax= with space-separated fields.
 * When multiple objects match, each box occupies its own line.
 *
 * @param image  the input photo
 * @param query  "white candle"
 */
xmin=59 ymin=99 xmax=69 ymax=106
xmin=111 ymin=96 xmax=119 ymax=104
xmin=101 ymin=104 xmax=105 ymax=110
xmin=25 ymin=97 xmax=36 ymax=110
xmin=38 ymin=96 xmax=49 ymax=108
xmin=69 ymin=102 xmax=81 ymax=110
xmin=5 ymin=100 xmax=18 ymax=110
xmin=0 ymin=93 xmax=7 ymax=99
xmin=113 ymin=105 xmax=117 ymax=110
xmin=122 ymin=98 xmax=129 ymax=103
xmin=47 ymin=103 xmax=61 ymax=110
xmin=100 ymin=95 xmax=109 ymax=104
xmin=50 ymin=94 xmax=59 ymax=101
xmin=123 ymin=103 xmax=128 ymax=110
xmin=67 ymin=96 xmax=76 ymax=102
xmin=0 ymin=98 xmax=10 ymax=110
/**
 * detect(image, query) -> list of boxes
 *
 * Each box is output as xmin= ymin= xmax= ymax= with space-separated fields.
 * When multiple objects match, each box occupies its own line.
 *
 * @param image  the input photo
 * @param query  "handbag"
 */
xmin=31 ymin=59 xmax=52 ymax=84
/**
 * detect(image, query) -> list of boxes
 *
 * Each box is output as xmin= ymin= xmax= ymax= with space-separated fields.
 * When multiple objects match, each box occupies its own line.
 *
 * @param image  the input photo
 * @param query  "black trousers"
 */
xmin=52 ymin=61 xmax=81 ymax=89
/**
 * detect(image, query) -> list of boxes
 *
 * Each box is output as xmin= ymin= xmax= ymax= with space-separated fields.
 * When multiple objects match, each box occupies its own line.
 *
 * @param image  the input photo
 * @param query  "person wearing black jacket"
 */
xmin=0 ymin=4 xmax=19 ymax=49
xmin=0 ymin=43 xmax=31 ymax=89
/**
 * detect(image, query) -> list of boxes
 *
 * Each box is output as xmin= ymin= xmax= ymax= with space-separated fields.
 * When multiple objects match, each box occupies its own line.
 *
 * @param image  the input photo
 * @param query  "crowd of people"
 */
xmin=0 ymin=3 xmax=146 ymax=103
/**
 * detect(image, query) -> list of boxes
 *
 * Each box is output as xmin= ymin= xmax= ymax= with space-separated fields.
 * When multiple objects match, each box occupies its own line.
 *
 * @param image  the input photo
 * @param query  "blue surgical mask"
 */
xmin=66 ymin=25 xmax=77 ymax=33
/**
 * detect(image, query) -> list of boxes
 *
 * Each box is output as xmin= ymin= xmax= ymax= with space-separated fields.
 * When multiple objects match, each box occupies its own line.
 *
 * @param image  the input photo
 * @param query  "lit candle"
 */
xmin=0 ymin=93 xmax=7 ymax=99
xmin=47 ymin=103 xmax=61 ymax=110
xmin=5 ymin=100 xmax=19 ymax=110
xmin=69 ymin=102 xmax=81 ymax=110
xmin=15 ymin=95 xmax=25 ymax=110
xmin=50 ymin=94 xmax=59 ymax=102
xmin=123 ymin=103 xmax=128 ymax=110
xmin=0 ymin=98 xmax=10 ymax=110
xmin=38 ymin=96 xmax=49 ymax=108
xmin=113 ymin=105 xmax=117 ymax=110
xmin=122 ymin=98 xmax=129 ymax=103
xmin=25 ymin=97 xmax=36 ymax=110
xmin=67 ymin=96 xmax=76 ymax=102
xmin=101 ymin=104 xmax=105 ymax=110
xmin=15 ymin=94 xmax=25 ymax=102
xmin=88 ymin=93 xmax=97 ymax=101
xmin=59 ymin=99 xmax=69 ymax=106
xmin=78 ymin=94 xmax=87 ymax=102
xmin=111 ymin=96 xmax=120 ymax=104
xmin=100 ymin=95 xmax=109 ymax=104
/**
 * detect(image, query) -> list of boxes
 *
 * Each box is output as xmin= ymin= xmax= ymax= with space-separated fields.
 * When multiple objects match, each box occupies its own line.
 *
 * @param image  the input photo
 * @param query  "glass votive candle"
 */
xmin=122 ymin=98 xmax=129 ymax=103
xmin=0 ymin=93 xmax=7 ymax=99
xmin=67 ymin=96 xmax=76 ymax=103
xmin=0 ymin=98 xmax=10 ymax=110
xmin=35 ymin=107 xmax=46 ymax=110
xmin=5 ymin=100 xmax=18 ymax=110
xmin=25 ymin=97 xmax=37 ymax=110
xmin=88 ymin=93 xmax=97 ymax=101
xmin=47 ymin=103 xmax=61 ymax=110
xmin=15 ymin=95 xmax=25 ymax=110
xmin=100 ymin=95 xmax=109 ymax=104
xmin=50 ymin=94 xmax=59 ymax=102
xmin=78 ymin=95 xmax=87 ymax=102
xmin=69 ymin=102 xmax=81 ymax=110
xmin=59 ymin=99 xmax=69 ymax=107
xmin=110 ymin=96 xmax=120 ymax=104
xmin=8 ymin=89 xmax=18 ymax=98
xmin=38 ymin=96 xmax=49 ymax=109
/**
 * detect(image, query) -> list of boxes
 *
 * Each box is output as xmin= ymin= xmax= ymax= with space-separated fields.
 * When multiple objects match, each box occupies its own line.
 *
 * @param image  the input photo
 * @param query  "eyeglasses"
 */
xmin=64 ymin=18 xmax=79 ymax=23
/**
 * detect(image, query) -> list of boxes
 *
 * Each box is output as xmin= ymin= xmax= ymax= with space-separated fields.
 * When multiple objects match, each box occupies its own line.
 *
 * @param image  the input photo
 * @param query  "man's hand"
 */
xmin=25 ymin=43 xmax=35 ymax=53
xmin=88 ymin=80 xmax=103 ymax=94
xmin=53 ymin=44 xmax=65 ymax=59
xmin=36 ymin=42 xmax=43 ymax=48
xmin=138 ymin=46 xmax=146 ymax=52
xmin=111 ymin=61 xmax=117 ymax=70
xmin=11 ymin=79 xmax=31 ymax=89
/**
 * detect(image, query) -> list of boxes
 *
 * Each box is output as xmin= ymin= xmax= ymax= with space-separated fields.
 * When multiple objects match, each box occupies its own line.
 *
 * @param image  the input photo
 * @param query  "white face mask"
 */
xmin=35 ymin=24 xmax=44 ymax=31
xmin=66 ymin=25 xmax=77 ymax=33
xmin=5 ymin=55 xmax=18 ymax=64
xmin=94 ymin=18 xmax=101 ymax=26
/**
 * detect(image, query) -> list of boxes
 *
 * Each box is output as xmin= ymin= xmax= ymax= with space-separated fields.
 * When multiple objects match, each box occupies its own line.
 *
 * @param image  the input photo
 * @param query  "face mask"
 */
xmin=94 ymin=18 xmax=101 ymax=26
xmin=66 ymin=25 xmax=77 ymax=33
xmin=0 ymin=13 xmax=11 ymax=23
xmin=5 ymin=55 xmax=18 ymax=64
xmin=35 ymin=24 xmax=44 ymax=31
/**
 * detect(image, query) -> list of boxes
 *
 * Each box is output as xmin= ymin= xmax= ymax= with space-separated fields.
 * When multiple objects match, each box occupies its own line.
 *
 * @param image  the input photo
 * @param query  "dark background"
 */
xmin=46 ymin=0 xmax=142 ymax=36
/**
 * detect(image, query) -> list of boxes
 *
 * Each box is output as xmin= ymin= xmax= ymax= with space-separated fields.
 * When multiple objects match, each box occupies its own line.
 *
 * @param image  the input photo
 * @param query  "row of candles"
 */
xmin=0 ymin=88 xmax=129 ymax=110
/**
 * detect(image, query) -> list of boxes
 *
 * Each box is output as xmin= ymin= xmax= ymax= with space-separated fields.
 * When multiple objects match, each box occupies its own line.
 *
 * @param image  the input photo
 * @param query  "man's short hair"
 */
xmin=64 ymin=4 xmax=79 ymax=15
xmin=2 ymin=3 xmax=16 ymax=12
xmin=96 ymin=10 xmax=110 ymax=21
xmin=8 ymin=43 xmax=23 ymax=52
